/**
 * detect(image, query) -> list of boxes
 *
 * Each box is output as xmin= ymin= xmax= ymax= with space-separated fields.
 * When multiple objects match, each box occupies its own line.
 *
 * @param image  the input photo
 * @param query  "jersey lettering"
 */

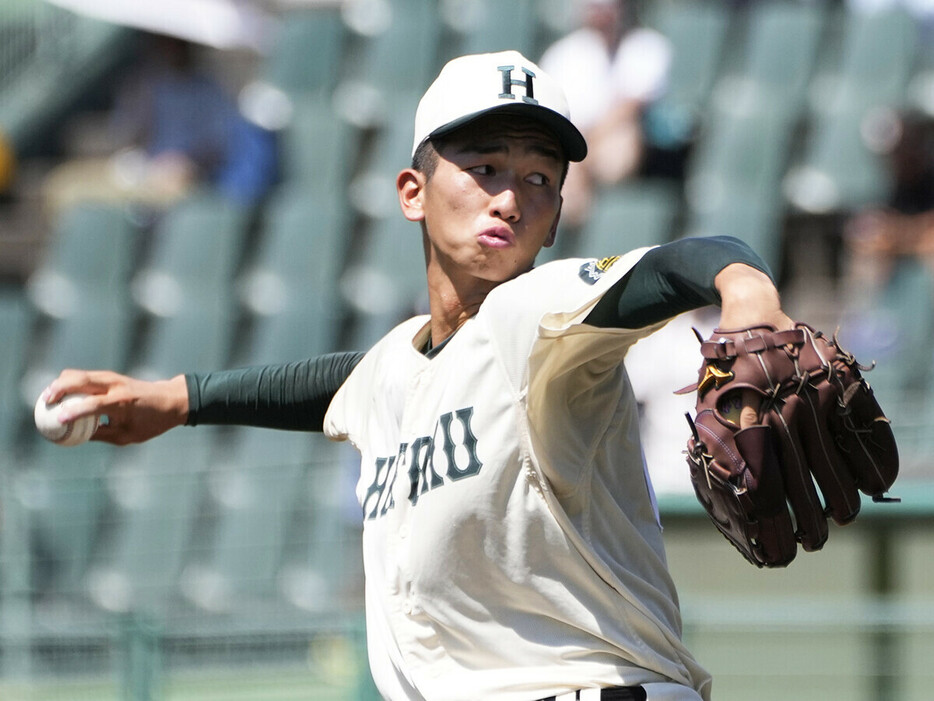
xmin=440 ymin=407 xmax=483 ymax=481
xmin=364 ymin=407 xmax=483 ymax=518
xmin=407 ymin=435 xmax=444 ymax=505
xmin=363 ymin=455 xmax=397 ymax=521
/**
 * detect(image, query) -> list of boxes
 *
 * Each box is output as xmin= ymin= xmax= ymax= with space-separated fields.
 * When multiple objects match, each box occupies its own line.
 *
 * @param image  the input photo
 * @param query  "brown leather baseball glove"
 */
xmin=681 ymin=323 xmax=899 ymax=568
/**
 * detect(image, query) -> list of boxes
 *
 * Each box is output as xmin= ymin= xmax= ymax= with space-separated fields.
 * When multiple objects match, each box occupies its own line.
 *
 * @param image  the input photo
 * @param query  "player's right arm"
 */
xmin=42 ymin=351 xmax=365 ymax=445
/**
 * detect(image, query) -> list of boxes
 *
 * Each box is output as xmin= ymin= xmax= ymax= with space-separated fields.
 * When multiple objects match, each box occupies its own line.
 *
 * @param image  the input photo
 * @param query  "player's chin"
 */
xmin=476 ymin=250 xmax=537 ymax=281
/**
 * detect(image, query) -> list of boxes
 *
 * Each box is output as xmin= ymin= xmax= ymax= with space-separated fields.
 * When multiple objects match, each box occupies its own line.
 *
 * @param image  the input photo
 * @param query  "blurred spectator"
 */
xmin=42 ymin=34 xmax=279 ymax=218
xmin=540 ymin=0 xmax=671 ymax=228
xmin=842 ymin=110 xmax=934 ymax=304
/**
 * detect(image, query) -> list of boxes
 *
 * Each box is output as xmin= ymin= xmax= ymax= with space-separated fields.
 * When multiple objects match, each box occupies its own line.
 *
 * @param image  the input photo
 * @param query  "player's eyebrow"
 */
xmin=454 ymin=140 xmax=563 ymax=164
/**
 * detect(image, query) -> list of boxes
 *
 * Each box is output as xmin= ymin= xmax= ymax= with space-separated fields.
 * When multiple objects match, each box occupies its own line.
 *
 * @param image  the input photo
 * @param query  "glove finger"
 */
xmin=830 ymin=374 xmax=899 ymax=496
xmin=768 ymin=396 xmax=829 ymax=552
xmin=806 ymin=328 xmax=898 ymax=497
xmin=733 ymin=425 xmax=797 ymax=566
xmin=795 ymin=382 xmax=862 ymax=525
xmin=687 ymin=410 xmax=795 ymax=567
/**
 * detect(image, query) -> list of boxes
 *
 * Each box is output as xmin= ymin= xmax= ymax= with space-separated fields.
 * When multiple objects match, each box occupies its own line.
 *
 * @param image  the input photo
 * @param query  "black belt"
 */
xmin=537 ymin=686 xmax=647 ymax=701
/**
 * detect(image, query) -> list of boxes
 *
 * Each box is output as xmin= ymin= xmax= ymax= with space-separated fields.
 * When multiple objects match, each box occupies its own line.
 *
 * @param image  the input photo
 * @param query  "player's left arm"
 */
xmin=584 ymin=235 xmax=787 ymax=331
xmin=585 ymin=235 xmax=794 ymax=428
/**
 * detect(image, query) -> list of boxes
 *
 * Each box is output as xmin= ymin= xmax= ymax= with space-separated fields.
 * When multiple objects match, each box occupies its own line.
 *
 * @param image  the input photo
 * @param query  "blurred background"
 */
xmin=0 ymin=0 xmax=932 ymax=698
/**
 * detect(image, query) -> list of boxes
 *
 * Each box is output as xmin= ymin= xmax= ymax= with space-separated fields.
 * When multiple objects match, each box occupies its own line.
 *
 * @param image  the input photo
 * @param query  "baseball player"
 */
xmin=46 ymin=51 xmax=801 ymax=700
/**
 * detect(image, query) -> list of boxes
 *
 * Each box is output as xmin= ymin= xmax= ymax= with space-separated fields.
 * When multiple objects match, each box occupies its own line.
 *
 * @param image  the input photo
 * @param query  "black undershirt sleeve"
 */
xmin=185 ymin=351 xmax=365 ymax=432
xmin=584 ymin=235 xmax=774 ymax=329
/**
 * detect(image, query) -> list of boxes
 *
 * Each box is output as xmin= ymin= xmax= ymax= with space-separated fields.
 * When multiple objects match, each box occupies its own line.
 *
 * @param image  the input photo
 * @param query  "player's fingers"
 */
xmin=55 ymin=394 xmax=112 ymax=424
xmin=739 ymin=389 xmax=761 ymax=429
xmin=43 ymin=369 xmax=125 ymax=404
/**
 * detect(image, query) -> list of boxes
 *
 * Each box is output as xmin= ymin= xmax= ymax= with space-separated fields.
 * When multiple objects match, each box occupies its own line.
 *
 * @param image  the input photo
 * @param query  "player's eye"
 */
xmin=468 ymin=164 xmax=493 ymax=176
xmin=526 ymin=172 xmax=549 ymax=186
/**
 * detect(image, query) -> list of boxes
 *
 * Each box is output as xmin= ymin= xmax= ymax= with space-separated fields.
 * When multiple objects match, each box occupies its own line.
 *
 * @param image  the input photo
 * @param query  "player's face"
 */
xmin=399 ymin=115 xmax=565 ymax=287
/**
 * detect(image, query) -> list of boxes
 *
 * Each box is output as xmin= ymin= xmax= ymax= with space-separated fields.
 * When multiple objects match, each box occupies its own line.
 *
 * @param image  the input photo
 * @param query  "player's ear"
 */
xmin=543 ymin=196 xmax=562 ymax=248
xmin=397 ymin=168 xmax=426 ymax=223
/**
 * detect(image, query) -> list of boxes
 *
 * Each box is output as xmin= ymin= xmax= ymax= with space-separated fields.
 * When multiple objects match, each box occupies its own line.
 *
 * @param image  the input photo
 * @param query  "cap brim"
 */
xmin=428 ymin=103 xmax=588 ymax=162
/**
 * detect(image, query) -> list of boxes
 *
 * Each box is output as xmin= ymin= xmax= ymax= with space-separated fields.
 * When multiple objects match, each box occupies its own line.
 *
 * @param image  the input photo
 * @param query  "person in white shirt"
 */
xmin=540 ymin=0 xmax=672 ymax=227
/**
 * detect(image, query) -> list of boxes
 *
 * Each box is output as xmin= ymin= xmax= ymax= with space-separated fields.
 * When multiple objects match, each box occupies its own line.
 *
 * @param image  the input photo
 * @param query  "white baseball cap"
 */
xmin=412 ymin=50 xmax=587 ymax=162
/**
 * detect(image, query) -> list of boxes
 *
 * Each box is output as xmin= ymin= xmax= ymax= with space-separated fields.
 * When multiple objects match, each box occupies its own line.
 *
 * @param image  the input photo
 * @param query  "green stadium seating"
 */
xmin=839 ymin=258 xmax=934 ymax=407
xmin=713 ymin=1 xmax=826 ymax=120
xmin=342 ymin=0 xmax=443 ymax=95
xmin=279 ymin=94 xmax=357 ymax=197
xmin=0 ymin=288 xmax=32 ymax=449
xmin=181 ymin=429 xmax=319 ymax=612
xmin=685 ymin=189 xmax=786 ymax=276
xmin=132 ymin=191 xmax=250 ymax=317
xmin=689 ymin=109 xmax=792 ymax=198
xmin=571 ymin=180 xmax=680 ymax=259
xmin=347 ymin=90 xmax=420 ymax=220
xmin=26 ymin=203 xmax=138 ymax=318
xmin=85 ymin=432 xmax=213 ymax=616
xmin=645 ymin=0 xmax=730 ymax=133
xmin=829 ymin=6 xmax=919 ymax=115
xmin=784 ymin=7 xmax=920 ymax=213
xmin=277 ymin=443 xmax=360 ymax=613
xmin=20 ymin=303 xmax=133 ymax=596
xmin=238 ymin=194 xmax=348 ymax=360
xmin=260 ymin=8 xmax=347 ymax=96
xmin=84 ymin=305 xmax=238 ymax=615
xmin=684 ymin=111 xmax=791 ymax=272
xmin=785 ymin=110 xmax=893 ymax=214
xmin=444 ymin=0 xmax=538 ymax=59
xmin=344 ymin=212 xmax=428 ymax=351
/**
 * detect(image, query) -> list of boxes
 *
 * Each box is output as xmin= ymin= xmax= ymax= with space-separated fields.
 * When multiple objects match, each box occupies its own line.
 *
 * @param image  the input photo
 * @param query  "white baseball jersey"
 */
xmin=324 ymin=253 xmax=712 ymax=701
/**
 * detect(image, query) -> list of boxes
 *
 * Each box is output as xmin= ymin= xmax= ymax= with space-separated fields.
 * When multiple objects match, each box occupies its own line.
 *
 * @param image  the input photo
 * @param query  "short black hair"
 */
xmin=411 ymin=138 xmax=442 ymax=180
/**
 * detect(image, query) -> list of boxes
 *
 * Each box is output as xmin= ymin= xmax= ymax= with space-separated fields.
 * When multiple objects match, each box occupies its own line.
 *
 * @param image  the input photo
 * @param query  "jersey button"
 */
xmin=398 ymin=524 xmax=410 ymax=539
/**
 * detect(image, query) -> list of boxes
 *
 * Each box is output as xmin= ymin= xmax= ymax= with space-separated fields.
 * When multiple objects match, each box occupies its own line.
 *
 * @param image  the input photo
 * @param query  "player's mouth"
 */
xmin=477 ymin=226 xmax=515 ymax=249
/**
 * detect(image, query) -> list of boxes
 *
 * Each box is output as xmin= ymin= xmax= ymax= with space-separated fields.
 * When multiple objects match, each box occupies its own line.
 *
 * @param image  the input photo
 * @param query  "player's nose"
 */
xmin=489 ymin=181 xmax=521 ymax=222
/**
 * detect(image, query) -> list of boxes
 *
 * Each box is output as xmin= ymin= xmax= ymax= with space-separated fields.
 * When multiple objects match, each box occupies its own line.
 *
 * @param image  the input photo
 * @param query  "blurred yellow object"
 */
xmin=0 ymin=129 xmax=16 ymax=192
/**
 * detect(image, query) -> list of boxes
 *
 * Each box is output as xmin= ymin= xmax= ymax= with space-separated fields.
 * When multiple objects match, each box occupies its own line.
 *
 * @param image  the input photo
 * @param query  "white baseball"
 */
xmin=34 ymin=393 xmax=100 ymax=447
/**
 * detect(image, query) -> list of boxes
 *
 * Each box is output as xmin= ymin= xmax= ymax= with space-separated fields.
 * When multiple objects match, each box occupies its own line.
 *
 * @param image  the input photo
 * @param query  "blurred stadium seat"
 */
xmin=643 ymin=0 xmax=730 ymax=147
xmin=335 ymin=0 xmax=441 ymax=129
xmin=85 ymin=431 xmax=213 ymax=616
xmin=259 ymin=7 xmax=347 ymax=97
xmin=785 ymin=6 xmax=920 ymax=214
xmin=684 ymin=111 xmax=792 ymax=273
xmin=18 ymin=303 xmax=133 ymax=596
xmin=279 ymin=93 xmax=358 ymax=196
xmin=0 ymin=288 xmax=31 ymax=450
xmin=181 ymin=429 xmax=322 ymax=614
xmin=342 ymin=212 xmax=428 ymax=350
xmin=131 ymin=191 xmax=250 ymax=319
xmin=441 ymin=0 xmax=538 ymax=59
xmin=25 ymin=203 xmax=139 ymax=319
xmin=238 ymin=183 xmax=349 ymax=332
xmin=572 ymin=180 xmax=680 ymax=258
xmin=712 ymin=0 xmax=825 ymax=121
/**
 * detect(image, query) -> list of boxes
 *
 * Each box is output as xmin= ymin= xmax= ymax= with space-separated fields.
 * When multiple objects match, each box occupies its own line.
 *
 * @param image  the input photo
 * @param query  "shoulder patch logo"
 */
xmin=578 ymin=256 xmax=620 ymax=285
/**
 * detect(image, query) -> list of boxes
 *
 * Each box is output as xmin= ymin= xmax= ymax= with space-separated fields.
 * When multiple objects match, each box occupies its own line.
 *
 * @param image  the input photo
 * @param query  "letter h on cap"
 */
xmin=498 ymin=64 xmax=538 ymax=105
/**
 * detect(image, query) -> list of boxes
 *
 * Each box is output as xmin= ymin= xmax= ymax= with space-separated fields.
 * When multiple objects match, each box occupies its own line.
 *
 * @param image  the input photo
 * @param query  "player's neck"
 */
xmin=426 ymin=275 xmax=493 ymax=348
